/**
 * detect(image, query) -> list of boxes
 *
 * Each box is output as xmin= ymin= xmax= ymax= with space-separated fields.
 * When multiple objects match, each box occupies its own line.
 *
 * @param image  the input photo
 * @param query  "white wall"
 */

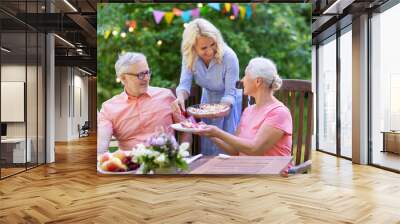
xmin=1 ymin=64 xmax=46 ymax=164
xmin=54 ymin=67 xmax=89 ymax=141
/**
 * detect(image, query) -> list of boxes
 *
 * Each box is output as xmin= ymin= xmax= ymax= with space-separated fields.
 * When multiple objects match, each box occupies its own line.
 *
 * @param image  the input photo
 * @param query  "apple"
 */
xmin=100 ymin=161 xmax=109 ymax=171
xmin=113 ymin=150 xmax=128 ymax=161
xmin=98 ymin=152 xmax=111 ymax=164
xmin=101 ymin=157 xmax=127 ymax=172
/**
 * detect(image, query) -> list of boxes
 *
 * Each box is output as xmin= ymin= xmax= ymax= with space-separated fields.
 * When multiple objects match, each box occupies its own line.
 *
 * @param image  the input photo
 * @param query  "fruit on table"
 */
xmin=100 ymin=157 xmax=127 ymax=172
xmin=113 ymin=150 xmax=128 ymax=161
xmin=99 ymin=152 xmax=111 ymax=163
xmin=98 ymin=150 xmax=139 ymax=172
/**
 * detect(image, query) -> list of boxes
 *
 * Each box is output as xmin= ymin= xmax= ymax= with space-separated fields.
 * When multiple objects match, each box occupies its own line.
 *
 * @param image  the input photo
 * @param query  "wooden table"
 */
xmin=187 ymin=156 xmax=292 ymax=175
xmin=98 ymin=156 xmax=292 ymax=175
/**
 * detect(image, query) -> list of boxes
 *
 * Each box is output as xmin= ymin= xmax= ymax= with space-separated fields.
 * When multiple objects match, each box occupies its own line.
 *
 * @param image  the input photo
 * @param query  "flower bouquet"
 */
xmin=132 ymin=131 xmax=190 ymax=174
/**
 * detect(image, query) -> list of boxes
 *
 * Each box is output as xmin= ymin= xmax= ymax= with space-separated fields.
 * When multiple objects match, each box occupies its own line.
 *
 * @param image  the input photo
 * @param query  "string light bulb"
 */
xmin=112 ymin=30 xmax=118 ymax=36
xmin=120 ymin=32 xmax=127 ymax=38
xmin=157 ymin=40 xmax=163 ymax=46
xmin=197 ymin=3 xmax=203 ymax=8
xmin=116 ymin=77 xmax=121 ymax=83
xmin=129 ymin=27 xmax=134 ymax=32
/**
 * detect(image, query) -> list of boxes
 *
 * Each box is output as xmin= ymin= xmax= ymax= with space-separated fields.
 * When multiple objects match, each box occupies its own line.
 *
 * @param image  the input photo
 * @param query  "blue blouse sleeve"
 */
xmin=221 ymin=49 xmax=239 ymax=105
xmin=176 ymin=63 xmax=193 ymax=96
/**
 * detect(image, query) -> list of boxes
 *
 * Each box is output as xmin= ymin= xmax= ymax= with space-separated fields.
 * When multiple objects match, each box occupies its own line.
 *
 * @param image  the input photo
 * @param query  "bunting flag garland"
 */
xmin=103 ymin=3 xmax=256 ymax=39
xmin=191 ymin=8 xmax=200 ymax=18
xmin=104 ymin=30 xmax=111 ymax=39
xmin=151 ymin=3 xmax=253 ymax=25
xmin=224 ymin=3 xmax=231 ymax=13
xmin=246 ymin=5 xmax=252 ymax=19
xmin=181 ymin=10 xmax=191 ymax=22
xmin=200 ymin=6 xmax=208 ymax=15
xmin=153 ymin=10 xmax=165 ymax=24
xmin=208 ymin=3 xmax=220 ymax=11
xmin=173 ymin=8 xmax=182 ymax=16
xmin=128 ymin=20 xmax=136 ymax=29
xmin=232 ymin=4 xmax=239 ymax=18
xmin=239 ymin=6 xmax=246 ymax=20
xmin=164 ymin=12 xmax=175 ymax=24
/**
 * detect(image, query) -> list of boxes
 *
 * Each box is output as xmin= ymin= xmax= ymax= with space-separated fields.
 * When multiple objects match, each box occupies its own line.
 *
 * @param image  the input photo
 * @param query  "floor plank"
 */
xmin=0 ymin=135 xmax=399 ymax=223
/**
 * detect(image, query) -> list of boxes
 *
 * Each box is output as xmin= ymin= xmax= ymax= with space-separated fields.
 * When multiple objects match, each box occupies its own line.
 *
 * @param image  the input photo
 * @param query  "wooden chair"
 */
xmin=242 ymin=79 xmax=314 ymax=173
xmin=171 ymin=85 xmax=202 ymax=155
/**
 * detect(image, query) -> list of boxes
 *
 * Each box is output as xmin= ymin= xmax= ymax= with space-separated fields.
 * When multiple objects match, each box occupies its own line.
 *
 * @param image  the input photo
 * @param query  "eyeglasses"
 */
xmin=124 ymin=70 xmax=151 ymax=80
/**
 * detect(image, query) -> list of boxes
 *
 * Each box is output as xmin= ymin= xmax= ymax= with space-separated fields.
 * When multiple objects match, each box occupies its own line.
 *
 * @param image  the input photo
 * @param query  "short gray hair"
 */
xmin=115 ymin=52 xmax=146 ymax=78
xmin=245 ymin=57 xmax=282 ymax=91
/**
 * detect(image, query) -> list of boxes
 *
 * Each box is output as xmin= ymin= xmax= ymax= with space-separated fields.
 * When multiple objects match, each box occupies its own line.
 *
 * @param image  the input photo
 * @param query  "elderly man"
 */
xmin=97 ymin=52 xmax=190 ymax=153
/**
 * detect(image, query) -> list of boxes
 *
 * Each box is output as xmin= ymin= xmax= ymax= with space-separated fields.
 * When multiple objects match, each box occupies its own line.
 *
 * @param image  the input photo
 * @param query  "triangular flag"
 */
xmin=181 ymin=10 xmax=191 ymax=22
xmin=224 ymin=3 xmax=231 ymax=13
xmin=173 ymin=8 xmax=182 ymax=16
xmin=191 ymin=8 xmax=200 ymax=18
xmin=129 ymin=20 xmax=136 ymax=29
xmin=232 ymin=4 xmax=239 ymax=18
xmin=239 ymin=6 xmax=246 ymax=19
xmin=164 ymin=12 xmax=175 ymax=25
xmin=246 ymin=5 xmax=252 ymax=19
xmin=200 ymin=6 xmax=208 ymax=15
xmin=208 ymin=3 xmax=220 ymax=11
xmin=104 ymin=30 xmax=111 ymax=39
xmin=153 ymin=10 xmax=165 ymax=24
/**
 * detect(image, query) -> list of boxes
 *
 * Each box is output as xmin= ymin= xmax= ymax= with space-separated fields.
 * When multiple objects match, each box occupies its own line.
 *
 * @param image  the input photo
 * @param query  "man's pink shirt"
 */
xmin=97 ymin=87 xmax=181 ymax=152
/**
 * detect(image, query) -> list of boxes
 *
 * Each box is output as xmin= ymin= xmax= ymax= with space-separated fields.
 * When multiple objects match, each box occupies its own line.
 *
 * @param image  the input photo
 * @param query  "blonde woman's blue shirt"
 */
xmin=176 ymin=45 xmax=242 ymax=155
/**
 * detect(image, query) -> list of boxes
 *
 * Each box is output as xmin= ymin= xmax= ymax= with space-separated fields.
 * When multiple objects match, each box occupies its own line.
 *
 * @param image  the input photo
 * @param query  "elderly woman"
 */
xmin=193 ymin=57 xmax=292 ymax=159
xmin=97 ymin=52 xmax=189 ymax=153
xmin=172 ymin=18 xmax=242 ymax=156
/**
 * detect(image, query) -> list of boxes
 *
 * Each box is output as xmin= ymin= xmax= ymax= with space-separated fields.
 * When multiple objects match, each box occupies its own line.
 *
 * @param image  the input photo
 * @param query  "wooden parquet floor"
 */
xmin=1 ymin=135 xmax=400 ymax=224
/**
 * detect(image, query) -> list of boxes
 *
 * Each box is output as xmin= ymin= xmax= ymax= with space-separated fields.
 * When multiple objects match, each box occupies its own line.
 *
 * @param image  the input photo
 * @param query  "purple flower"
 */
xmin=151 ymin=136 xmax=166 ymax=147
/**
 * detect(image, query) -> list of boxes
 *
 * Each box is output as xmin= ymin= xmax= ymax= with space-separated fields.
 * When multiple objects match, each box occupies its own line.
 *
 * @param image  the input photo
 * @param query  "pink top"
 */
xmin=97 ymin=87 xmax=182 ymax=153
xmin=237 ymin=101 xmax=293 ymax=158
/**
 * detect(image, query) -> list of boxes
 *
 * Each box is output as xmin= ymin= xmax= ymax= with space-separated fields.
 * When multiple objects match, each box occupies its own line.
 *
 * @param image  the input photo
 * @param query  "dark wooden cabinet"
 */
xmin=382 ymin=131 xmax=400 ymax=154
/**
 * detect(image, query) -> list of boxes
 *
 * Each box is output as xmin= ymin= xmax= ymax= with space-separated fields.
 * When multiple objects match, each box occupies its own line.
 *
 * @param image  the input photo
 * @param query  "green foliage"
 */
xmin=108 ymin=146 xmax=119 ymax=153
xmin=97 ymin=3 xmax=311 ymax=108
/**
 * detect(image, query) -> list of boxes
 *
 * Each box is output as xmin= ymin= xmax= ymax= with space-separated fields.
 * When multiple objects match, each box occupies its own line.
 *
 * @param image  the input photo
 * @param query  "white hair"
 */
xmin=181 ymin=18 xmax=225 ymax=72
xmin=245 ymin=57 xmax=282 ymax=91
xmin=115 ymin=52 xmax=146 ymax=78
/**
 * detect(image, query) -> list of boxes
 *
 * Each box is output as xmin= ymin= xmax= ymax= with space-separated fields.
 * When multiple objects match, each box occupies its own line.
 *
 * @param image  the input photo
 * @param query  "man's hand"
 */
xmin=171 ymin=96 xmax=186 ymax=114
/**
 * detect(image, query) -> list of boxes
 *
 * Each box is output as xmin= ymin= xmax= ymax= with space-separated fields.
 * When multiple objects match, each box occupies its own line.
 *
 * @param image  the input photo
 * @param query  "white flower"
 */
xmin=154 ymin=153 xmax=166 ymax=165
xmin=179 ymin=142 xmax=190 ymax=152
xmin=178 ymin=142 xmax=190 ymax=157
xmin=132 ymin=148 xmax=144 ymax=158
xmin=136 ymin=144 xmax=146 ymax=151
xmin=136 ymin=164 xmax=145 ymax=174
xmin=150 ymin=150 xmax=160 ymax=158
xmin=179 ymin=150 xmax=189 ymax=158
xmin=154 ymin=137 xmax=166 ymax=146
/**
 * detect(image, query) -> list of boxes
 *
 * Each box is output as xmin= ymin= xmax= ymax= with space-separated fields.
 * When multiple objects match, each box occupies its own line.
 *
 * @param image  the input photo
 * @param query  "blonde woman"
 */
xmin=172 ymin=18 xmax=242 ymax=155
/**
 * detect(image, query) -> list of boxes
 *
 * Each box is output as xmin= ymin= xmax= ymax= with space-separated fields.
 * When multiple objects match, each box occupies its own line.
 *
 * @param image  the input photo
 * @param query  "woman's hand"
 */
xmin=220 ymin=101 xmax=232 ymax=107
xmin=171 ymin=96 xmax=186 ymax=114
xmin=193 ymin=125 xmax=220 ymax=137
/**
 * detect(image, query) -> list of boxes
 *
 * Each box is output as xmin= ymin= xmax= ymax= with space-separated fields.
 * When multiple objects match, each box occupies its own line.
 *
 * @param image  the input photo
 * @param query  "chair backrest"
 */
xmin=171 ymin=85 xmax=202 ymax=155
xmin=82 ymin=121 xmax=90 ymax=129
xmin=242 ymin=79 xmax=313 ymax=166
